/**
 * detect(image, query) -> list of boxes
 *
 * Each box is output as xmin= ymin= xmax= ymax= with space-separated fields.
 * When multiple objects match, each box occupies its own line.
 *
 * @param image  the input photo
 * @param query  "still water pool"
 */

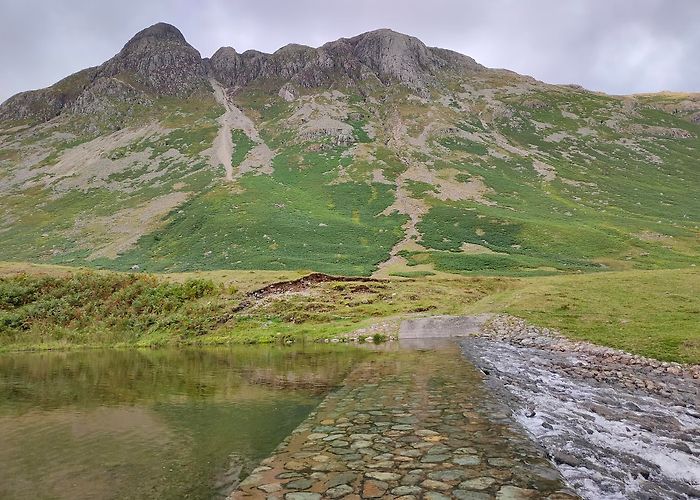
xmin=0 ymin=345 xmax=369 ymax=499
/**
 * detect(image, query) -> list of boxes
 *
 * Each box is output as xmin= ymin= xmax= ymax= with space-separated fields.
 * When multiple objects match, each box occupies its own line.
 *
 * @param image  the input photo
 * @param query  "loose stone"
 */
xmin=391 ymin=485 xmax=423 ymax=495
xmin=496 ymin=485 xmax=539 ymax=499
xmin=365 ymin=471 xmax=400 ymax=481
xmin=425 ymin=492 xmax=452 ymax=500
xmin=421 ymin=479 xmax=452 ymax=491
xmin=428 ymin=469 xmax=465 ymax=481
xmin=454 ymin=490 xmax=492 ymax=500
xmin=325 ymin=484 xmax=354 ymax=498
xmin=458 ymin=477 xmax=497 ymax=490
xmin=362 ymin=479 xmax=388 ymax=498
xmin=453 ymin=455 xmax=481 ymax=466
xmin=232 ymin=346 xmax=575 ymax=499
xmin=284 ymin=479 xmax=314 ymax=490
xmin=284 ymin=493 xmax=321 ymax=500
xmin=258 ymin=483 xmax=282 ymax=493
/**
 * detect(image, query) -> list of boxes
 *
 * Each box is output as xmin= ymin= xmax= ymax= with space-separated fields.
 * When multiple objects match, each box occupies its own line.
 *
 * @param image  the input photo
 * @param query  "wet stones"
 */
xmin=480 ymin=315 xmax=700 ymax=398
xmin=231 ymin=347 xmax=575 ymax=499
xmin=462 ymin=316 xmax=700 ymax=500
xmin=362 ymin=479 xmax=388 ymax=497
xmin=550 ymin=451 xmax=584 ymax=468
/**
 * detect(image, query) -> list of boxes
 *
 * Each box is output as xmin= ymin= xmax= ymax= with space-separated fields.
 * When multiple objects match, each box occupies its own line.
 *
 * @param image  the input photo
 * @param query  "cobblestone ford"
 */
xmin=232 ymin=345 xmax=577 ymax=499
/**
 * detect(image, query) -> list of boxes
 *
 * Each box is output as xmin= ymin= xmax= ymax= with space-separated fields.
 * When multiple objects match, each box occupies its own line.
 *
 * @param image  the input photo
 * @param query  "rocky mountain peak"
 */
xmin=338 ymin=28 xmax=444 ymax=87
xmin=125 ymin=22 xmax=188 ymax=46
xmin=100 ymin=22 xmax=206 ymax=96
xmin=274 ymin=43 xmax=315 ymax=56
xmin=208 ymin=28 xmax=482 ymax=92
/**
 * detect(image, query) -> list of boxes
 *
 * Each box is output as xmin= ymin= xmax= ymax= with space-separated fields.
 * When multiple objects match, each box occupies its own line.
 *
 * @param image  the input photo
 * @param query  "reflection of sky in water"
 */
xmin=0 ymin=345 xmax=367 ymax=499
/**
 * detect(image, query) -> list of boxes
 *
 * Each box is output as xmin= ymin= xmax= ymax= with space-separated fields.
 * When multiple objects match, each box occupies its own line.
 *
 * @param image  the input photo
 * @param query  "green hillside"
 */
xmin=0 ymin=25 xmax=697 ymax=277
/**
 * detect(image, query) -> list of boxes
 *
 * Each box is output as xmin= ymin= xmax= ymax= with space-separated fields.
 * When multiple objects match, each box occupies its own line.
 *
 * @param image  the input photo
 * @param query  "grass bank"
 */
xmin=0 ymin=262 xmax=697 ymax=364
xmin=466 ymin=268 xmax=699 ymax=364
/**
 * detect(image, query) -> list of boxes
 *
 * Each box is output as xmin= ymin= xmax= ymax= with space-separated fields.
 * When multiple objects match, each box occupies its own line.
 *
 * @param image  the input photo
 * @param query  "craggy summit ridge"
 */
xmin=209 ymin=28 xmax=482 ymax=90
xmin=1 ymin=23 xmax=203 ymax=121
xmin=1 ymin=23 xmax=481 ymax=122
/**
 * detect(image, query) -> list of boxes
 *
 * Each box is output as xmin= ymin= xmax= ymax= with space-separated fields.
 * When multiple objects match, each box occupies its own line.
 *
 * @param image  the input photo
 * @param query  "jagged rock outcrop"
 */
xmin=341 ymin=29 xmax=481 ymax=86
xmin=0 ymin=67 xmax=99 ymax=122
xmin=208 ymin=44 xmax=323 ymax=88
xmin=69 ymin=77 xmax=154 ymax=117
xmin=98 ymin=22 xmax=207 ymax=96
xmin=208 ymin=28 xmax=483 ymax=91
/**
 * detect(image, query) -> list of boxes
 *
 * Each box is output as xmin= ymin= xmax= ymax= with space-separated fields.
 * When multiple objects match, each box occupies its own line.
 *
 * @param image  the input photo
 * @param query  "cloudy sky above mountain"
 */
xmin=1 ymin=0 xmax=698 ymax=102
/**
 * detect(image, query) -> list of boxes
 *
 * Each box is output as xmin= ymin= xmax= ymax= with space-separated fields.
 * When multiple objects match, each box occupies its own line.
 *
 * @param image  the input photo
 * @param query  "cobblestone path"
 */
xmin=232 ymin=345 xmax=577 ymax=499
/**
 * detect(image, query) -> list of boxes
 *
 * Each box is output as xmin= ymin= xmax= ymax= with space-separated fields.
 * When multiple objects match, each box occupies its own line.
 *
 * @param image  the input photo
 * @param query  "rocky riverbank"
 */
xmin=461 ymin=315 xmax=700 ymax=499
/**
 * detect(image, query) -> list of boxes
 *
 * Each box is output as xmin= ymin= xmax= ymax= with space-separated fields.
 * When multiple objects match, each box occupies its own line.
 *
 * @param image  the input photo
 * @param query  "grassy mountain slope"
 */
xmin=0 ymin=26 xmax=698 ymax=277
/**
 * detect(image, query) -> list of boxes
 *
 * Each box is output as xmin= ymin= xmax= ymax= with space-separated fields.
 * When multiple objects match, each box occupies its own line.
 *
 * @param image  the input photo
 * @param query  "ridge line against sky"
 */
xmin=1 ymin=0 xmax=699 ymax=102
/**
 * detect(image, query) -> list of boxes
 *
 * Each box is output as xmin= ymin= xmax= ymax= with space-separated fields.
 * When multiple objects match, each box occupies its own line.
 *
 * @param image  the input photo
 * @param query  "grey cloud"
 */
xmin=1 ymin=0 xmax=698 ymax=102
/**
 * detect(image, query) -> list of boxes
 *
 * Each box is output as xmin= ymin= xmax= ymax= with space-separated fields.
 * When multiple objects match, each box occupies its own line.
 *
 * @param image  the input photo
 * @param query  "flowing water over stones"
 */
xmin=232 ymin=344 xmax=577 ymax=499
xmin=460 ymin=318 xmax=700 ymax=500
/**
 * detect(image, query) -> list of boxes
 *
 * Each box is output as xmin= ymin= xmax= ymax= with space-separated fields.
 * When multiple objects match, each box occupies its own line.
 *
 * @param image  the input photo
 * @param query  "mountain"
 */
xmin=0 ymin=23 xmax=698 ymax=276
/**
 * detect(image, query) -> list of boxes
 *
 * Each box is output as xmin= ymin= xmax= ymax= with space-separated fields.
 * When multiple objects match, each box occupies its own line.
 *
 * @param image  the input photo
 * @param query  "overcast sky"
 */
xmin=2 ymin=0 xmax=699 ymax=102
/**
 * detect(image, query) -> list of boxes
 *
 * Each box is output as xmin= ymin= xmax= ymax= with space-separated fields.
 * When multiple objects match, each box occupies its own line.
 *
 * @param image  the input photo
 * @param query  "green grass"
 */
xmin=231 ymin=129 xmax=256 ymax=166
xmin=347 ymin=117 xmax=373 ymax=143
xmin=0 ymin=272 xmax=223 ymax=348
xmin=438 ymin=136 xmax=488 ymax=156
xmin=0 ymin=265 xmax=510 ymax=351
xmin=108 ymin=125 xmax=218 ymax=159
xmin=0 ymin=264 xmax=696 ymax=364
xmin=1 ymin=69 xmax=698 ymax=286
xmin=101 ymin=146 xmax=407 ymax=275
xmin=467 ymin=268 xmax=700 ymax=363
xmin=389 ymin=270 xmax=436 ymax=278
xmin=405 ymin=180 xmax=438 ymax=198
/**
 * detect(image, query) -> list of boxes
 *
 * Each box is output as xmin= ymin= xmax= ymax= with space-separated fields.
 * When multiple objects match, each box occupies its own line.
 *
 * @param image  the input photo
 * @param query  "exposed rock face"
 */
xmin=208 ymin=28 xmax=483 ymax=91
xmin=70 ymin=77 xmax=154 ymax=116
xmin=344 ymin=29 xmax=477 ymax=86
xmin=99 ymin=22 xmax=207 ymax=96
xmin=0 ymin=67 xmax=99 ymax=121
xmin=209 ymin=44 xmax=323 ymax=88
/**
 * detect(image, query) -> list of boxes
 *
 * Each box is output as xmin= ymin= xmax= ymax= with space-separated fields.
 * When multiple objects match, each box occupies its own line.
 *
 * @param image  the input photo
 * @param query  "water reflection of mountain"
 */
xmin=0 ymin=345 xmax=370 ymax=499
xmin=0 ymin=345 xmax=369 ymax=413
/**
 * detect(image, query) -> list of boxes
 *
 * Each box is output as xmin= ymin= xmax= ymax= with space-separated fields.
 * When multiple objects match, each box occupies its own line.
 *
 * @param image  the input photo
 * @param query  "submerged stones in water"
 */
xmin=232 ymin=345 xmax=576 ymax=499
